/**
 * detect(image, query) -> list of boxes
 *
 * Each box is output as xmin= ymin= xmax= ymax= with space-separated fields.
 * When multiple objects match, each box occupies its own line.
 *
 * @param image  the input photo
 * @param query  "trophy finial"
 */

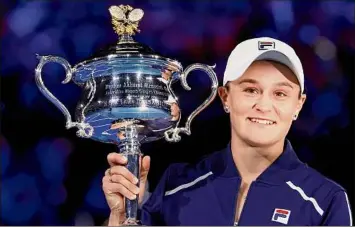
xmin=109 ymin=5 xmax=144 ymax=38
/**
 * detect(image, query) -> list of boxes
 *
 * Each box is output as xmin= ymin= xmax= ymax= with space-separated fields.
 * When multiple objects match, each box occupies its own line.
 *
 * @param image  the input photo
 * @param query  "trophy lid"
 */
xmin=72 ymin=4 xmax=183 ymax=84
xmin=93 ymin=5 xmax=156 ymax=57
xmin=79 ymin=5 xmax=178 ymax=64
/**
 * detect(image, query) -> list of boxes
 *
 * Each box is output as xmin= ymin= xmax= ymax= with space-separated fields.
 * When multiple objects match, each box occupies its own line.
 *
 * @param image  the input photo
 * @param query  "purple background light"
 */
xmin=1 ymin=0 xmax=354 ymax=225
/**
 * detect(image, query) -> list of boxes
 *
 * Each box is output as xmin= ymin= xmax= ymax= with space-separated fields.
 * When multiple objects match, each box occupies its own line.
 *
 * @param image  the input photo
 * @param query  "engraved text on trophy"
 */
xmin=84 ymin=73 xmax=170 ymax=113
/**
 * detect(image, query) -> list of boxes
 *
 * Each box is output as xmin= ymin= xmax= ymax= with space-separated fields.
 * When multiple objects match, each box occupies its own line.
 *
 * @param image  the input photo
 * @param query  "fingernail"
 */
xmin=133 ymin=177 xmax=139 ymax=184
xmin=130 ymin=195 xmax=136 ymax=200
xmin=135 ymin=188 xmax=140 ymax=194
xmin=122 ymin=156 xmax=127 ymax=162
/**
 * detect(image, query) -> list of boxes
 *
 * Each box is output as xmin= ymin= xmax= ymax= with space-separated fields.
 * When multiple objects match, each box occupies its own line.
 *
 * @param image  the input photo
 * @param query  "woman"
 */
xmin=102 ymin=37 xmax=352 ymax=226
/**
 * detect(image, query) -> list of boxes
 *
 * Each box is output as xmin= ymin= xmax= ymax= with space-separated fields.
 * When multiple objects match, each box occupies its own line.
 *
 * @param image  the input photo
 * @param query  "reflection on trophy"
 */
xmin=34 ymin=4 xmax=218 ymax=226
xmin=165 ymin=95 xmax=180 ymax=121
xmin=157 ymin=68 xmax=173 ymax=84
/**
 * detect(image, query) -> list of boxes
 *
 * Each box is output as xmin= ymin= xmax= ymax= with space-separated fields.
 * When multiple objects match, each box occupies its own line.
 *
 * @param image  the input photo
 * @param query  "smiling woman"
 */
xmin=219 ymin=60 xmax=306 ymax=148
xmin=102 ymin=37 xmax=352 ymax=226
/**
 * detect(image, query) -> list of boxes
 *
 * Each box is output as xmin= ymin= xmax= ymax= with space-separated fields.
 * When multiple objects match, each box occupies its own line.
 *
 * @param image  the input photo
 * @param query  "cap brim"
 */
xmin=224 ymin=50 xmax=304 ymax=93
xmin=255 ymin=51 xmax=303 ymax=93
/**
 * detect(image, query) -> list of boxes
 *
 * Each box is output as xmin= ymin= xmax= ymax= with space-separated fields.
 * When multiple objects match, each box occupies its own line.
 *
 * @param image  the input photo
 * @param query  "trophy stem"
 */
xmin=118 ymin=124 xmax=142 ymax=226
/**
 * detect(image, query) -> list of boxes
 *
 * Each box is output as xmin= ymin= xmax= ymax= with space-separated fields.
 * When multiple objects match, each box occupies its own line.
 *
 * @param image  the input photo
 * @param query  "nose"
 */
xmin=254 ymin=94 xmax=273 ymax=113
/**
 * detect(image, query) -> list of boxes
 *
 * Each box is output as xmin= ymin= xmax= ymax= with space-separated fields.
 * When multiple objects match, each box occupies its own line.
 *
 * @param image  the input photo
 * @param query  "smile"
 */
xmin=247 ymin=117 xmax=276 ymax=125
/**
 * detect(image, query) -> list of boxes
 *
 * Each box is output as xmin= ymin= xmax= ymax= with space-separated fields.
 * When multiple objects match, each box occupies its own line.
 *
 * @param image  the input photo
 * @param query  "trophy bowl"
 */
xmin=34 ymin=4 xmax=218 ymax=226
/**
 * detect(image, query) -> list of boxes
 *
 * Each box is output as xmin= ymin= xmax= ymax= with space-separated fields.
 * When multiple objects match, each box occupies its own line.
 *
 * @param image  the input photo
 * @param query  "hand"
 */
xmin=102 ymin=152 xmax=151 ymax=215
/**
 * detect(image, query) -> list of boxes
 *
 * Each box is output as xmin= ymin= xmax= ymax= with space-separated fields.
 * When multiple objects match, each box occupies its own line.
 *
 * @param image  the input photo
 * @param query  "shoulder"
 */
xmin=287 ymin=163 xmax=348 ymax=215
xmin=299 ymin=164 xmax=346 ymax=194
xmin=300 ymin=165 xmax=352 ymax=225
xmin=162 ymin=147 xmax=224 ymax=194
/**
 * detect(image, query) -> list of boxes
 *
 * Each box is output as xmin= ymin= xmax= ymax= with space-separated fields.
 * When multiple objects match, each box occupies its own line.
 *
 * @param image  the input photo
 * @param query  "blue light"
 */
xmin=35 ymin=139 xmax=51 ymax=157
xmin=312 ymin=92 xmax=341 ymax=120
xmin=299 ymin=25 xmax=320 ymax=45
xmin=85 ymin=174 xmax=110 ymax=211
xmin=270 ymin=0 xmax=294 ymax=33
xmin=51 ymin=138 xmax=73 ymax=157
xmin=1 ymin=173 xmax=41 ymax=224
xmin=321 ymin=1 xmax=344 ymax=16
xmin=40 ymin=153 xmax=65 ymax=182
xmin=29 ymin=32 xmax=53 ymax=53
xmin=344 ymin=3 xmax=355 ymax=24
xmin=35 ymin=138 xmax=72 ymax=182
xmin=7 ymin=1 xmax=47 ymax=38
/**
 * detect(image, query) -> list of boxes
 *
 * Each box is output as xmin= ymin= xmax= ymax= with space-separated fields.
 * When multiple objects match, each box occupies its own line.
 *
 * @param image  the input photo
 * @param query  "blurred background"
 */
xmin=1 ymin=0 xmax=354 ymax=225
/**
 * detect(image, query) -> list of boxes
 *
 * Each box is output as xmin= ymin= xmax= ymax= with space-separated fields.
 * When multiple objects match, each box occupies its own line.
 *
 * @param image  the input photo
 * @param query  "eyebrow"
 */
xmin=275 ymin=82 xmax=294 ymax=89
xmin=237 ymin=79 xmax=294 ymax=89
xmin=237 ymin=78 xmax=258 ymax=85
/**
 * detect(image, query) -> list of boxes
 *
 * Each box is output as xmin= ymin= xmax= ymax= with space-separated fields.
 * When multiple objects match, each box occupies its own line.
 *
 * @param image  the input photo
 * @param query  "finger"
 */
xmin=141 ymin=156 xmax=151 ymax=177
xmin=105 ymin=168 xmax=110 ymax=176
xmin=138 ymin=155 xmax=143 ymax=173
xmin=107 ymin=152 xmax=128 ymax=167
xmin=102 ymin=175 xmax=111 ymax=184
xmin=103 ymin=181 xmax=137 ymax=200
xmin=105 ymin=168 xmax=114 ymax=177
xmin=110 ymin=165 xmax=139 ymax=184
xmin=111 ymin=174 xmax=140 ymax=195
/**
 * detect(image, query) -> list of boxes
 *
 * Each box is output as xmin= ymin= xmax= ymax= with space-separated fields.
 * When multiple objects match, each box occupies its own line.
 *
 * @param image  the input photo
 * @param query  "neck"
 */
xmin=230 ymin=134 xmax=284 ymax=183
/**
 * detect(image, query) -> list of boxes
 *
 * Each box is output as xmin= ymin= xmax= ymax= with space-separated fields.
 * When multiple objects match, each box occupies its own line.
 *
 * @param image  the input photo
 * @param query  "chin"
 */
xmin=242 ymin=135 xmax=279 ymax=148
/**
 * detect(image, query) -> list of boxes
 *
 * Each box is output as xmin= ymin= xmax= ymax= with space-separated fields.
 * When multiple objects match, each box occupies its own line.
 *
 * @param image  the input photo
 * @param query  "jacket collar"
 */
xmin=211 ymin=139 xmax=304 ymax=185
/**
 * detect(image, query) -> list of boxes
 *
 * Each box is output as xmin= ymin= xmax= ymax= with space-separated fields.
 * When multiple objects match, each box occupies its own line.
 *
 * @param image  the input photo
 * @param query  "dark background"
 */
xmin=1 ymin=0 xmax=354 ymax=225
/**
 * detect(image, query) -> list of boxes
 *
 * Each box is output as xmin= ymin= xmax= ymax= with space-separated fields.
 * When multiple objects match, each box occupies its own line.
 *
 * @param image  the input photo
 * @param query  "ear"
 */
xmin=293 ymin=94 xmax=306 ymax=120
xmin=218 ymin=86 xmax=229 ymax=106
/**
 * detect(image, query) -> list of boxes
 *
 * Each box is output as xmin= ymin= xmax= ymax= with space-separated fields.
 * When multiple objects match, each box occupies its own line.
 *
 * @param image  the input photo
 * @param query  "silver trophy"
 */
xmin=34 ymin=4 xmax=218 ymax=226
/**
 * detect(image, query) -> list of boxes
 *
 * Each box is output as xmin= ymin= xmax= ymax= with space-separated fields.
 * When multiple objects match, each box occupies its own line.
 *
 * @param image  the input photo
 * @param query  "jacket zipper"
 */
xmin=233 ymin=181 xmax=254 ymax=226
xmin=231 ymin=179 xmax=241 ymax=226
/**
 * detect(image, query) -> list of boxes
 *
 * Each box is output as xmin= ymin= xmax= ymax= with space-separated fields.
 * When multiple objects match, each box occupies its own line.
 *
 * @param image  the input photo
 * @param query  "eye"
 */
xmin=275 ymin=91 xmax=287 ymax=97
xmin=243 ymin=87 xmax=259 ymax=94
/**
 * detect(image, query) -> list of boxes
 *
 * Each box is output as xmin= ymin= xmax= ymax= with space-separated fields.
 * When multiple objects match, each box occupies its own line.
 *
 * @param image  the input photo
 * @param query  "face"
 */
xmin=162 ymin=69 xmax=172 ymax=81
xmin=218 ymin=60 xmax=306 ymax=147
xmin=170 ymin=103 xmax=180 ymax=121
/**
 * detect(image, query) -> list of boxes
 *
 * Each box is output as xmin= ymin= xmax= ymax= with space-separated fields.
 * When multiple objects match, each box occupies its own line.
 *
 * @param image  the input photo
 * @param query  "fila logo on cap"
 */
xmin=258 ymin=41 xmax=275 ymax=50
xmin=272 ymin=208 xmax=291 ymax=225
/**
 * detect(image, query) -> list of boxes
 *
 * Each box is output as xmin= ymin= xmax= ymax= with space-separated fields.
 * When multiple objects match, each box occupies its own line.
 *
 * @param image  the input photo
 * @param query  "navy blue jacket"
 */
xmin=141 ymin=140 xmax=352 ymax=225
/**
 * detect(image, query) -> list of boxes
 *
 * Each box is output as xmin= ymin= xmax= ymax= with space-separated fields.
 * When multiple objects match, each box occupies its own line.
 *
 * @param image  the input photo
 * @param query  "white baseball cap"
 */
xmin=223 ymin=37 xmax=305 ymax=93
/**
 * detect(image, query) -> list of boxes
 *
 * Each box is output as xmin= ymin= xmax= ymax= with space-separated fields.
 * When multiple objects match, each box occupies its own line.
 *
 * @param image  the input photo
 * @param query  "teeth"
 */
xmin=249 ymin=118 xmax=274 ymax=125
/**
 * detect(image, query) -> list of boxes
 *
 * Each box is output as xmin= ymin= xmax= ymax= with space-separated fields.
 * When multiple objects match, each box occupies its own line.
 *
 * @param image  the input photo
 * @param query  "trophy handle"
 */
xmin=35 ymin=54 xmax=94 ymax=138
xmin=165 ymin=63 xmax=218 ymax=142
